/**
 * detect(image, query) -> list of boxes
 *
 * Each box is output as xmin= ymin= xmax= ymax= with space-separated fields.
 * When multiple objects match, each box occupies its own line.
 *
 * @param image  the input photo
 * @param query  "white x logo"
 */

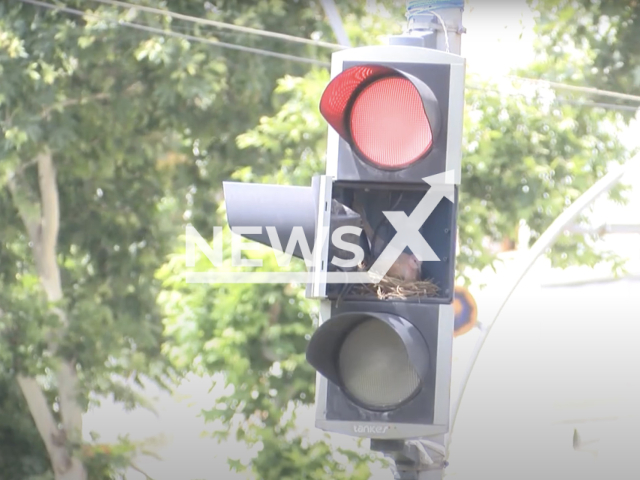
xmin=367 ymin=171 xmax=456 ymax=281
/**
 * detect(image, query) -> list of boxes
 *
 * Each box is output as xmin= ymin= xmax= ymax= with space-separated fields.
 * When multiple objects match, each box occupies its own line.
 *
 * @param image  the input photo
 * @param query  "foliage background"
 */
xmin=0 ymin=1 xmax=637 ymax=479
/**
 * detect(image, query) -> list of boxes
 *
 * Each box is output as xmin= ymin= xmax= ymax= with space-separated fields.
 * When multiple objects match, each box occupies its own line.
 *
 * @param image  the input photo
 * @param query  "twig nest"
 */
xmin=352 ymin=276 xmax=440 ymax=300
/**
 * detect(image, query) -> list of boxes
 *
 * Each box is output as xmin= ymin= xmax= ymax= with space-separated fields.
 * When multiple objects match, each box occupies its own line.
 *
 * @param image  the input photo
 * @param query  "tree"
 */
xmin=0 ymin=1 xmax=344 ymax=478
xmin=3 ymin=1 xmax=633 ymax=479
xmin=160 ymin=6 xmax=632 ymax=478
xmin=460 ymin=73 xmax=628 ymax=272
xmin=531 ymin=1 xmax=640 ymax=113
xmin=160 ymin=71 xmax=379 ymax=480
xmin=159 ymin=9 xmax=406 ymax=480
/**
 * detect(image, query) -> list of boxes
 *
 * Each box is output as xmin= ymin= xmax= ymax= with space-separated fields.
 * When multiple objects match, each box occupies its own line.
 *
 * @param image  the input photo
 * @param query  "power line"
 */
xmin=504 ymin=74 xmax=640 ymax=105
xmin=87 ymin=0 xmax=640 ymax=105
xmin=88 ymin=0 xmax=345 ymax=51
xmin=18 ymin=0 xmax=331 ymax=67
xmin=468 ymin=71 xmax=640 ymax=108
xmin=557 ymin=98 xmax=639 ymax=113
xmin=14 ymin=0 xmax=640 ymax=110
xmin=467 ymin=84 xmax=639 ymax=113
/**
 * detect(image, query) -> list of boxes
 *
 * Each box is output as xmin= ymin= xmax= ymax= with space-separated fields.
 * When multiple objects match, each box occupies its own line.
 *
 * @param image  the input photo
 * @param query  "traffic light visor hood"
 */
xmin=306 ymin=312 xmax=431 ymax=410
xmin=319 ymin=65 xmax=442 ymax=169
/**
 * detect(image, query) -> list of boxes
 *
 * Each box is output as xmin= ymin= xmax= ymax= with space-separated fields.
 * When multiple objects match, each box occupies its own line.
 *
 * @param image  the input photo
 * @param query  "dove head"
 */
xmin=406 ymin=253 xmax=422 ymax=279
xmin=390 ymin=252 xmax=422 ymax=281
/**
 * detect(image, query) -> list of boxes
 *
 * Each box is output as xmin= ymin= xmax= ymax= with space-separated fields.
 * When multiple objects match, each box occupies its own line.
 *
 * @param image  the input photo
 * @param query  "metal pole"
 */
xmin=319 ymin=0 xmax=352 ymax=47
xmin=445 ymin=152 xmax=640 ymax=458
xmin=376 ymin=3 xmax=465 ymax=479
xmin=565 ymin=223 xmax=640 ymax=235
xmin=390 ymin=1 xmax=464 ymax=54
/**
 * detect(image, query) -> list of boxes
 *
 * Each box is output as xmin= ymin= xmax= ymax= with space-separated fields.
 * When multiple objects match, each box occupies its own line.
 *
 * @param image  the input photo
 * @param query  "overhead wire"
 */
xmin=504 ymin=75 xmax=640 ymax=105
xmin=15 ymin=0 xmax=640 ymax=110
xmin=18 ymin=0 xmax=331 ymax=67
xmin=466 ymin=84 xmax=640 ymax=113
xmin=87 ymin=0 xmax=345 ymax=51
xmin=94 ymin=0 xmax=640 ymax=106
xmin=556 ymin=98 xmax=640 ymax=113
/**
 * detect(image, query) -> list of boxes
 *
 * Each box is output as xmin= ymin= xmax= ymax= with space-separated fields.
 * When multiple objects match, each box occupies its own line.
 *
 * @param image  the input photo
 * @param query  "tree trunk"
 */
xmin=9 ymin=151 xmax=88 ymax=480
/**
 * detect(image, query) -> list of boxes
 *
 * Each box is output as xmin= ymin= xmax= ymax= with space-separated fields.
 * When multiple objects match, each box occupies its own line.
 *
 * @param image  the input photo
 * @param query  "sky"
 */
xmin=463 ymin=0 xmax=537 ymax=76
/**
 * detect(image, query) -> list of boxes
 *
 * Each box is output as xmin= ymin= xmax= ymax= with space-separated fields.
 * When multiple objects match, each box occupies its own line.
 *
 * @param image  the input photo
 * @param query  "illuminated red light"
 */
xmin=319 ymin=65 xmax=392 ymax=139
xmin=349 ymin=76 xmax=432 ymax=169
xmin=319 ymin=65 xmax=435 ymax=170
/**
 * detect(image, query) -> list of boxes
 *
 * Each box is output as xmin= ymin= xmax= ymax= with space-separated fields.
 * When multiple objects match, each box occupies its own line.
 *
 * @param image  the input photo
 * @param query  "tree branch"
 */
xmin=37 ymin=149 xmax=62 ymax=300
xmin=40 ymin=83 xmax=145 ymax=120
xmin=7 ymin=168 xmax=41 ymax=242
xmin=35 ymin=152 xmax=84 ymax=457
xmin=16 ymin=374 xmax=72 ymax=475
xmin=10 ymin=150 xmax=86 ymax=479
xmin=40 ymin=92 xmax=110 ymax=120
xmin=57 ymin=360 xmax=84 ymax=443
xmin=129 ymin=462 xmax=157 ymax=480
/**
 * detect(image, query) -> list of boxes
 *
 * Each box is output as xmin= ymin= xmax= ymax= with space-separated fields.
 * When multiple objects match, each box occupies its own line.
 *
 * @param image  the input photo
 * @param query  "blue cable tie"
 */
xmin=406 ymin=0 xmax=464 ymax=20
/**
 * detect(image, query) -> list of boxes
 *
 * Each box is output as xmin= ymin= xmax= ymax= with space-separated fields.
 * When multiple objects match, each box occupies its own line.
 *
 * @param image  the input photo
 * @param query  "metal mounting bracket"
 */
xmin=371 ymin=438 xmax=448 ymax=480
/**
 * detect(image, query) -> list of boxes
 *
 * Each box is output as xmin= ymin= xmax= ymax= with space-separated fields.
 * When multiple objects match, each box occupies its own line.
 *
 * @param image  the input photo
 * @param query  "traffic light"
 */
xmin=306 ymin=45 xmax=465 ymax=439
xmin=223 ymin=44 xmax=465 ymax=440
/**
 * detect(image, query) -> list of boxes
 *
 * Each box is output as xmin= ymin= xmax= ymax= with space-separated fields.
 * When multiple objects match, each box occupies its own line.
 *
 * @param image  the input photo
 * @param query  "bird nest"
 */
xmin=351 ymin=276 xmax=440 ymax=300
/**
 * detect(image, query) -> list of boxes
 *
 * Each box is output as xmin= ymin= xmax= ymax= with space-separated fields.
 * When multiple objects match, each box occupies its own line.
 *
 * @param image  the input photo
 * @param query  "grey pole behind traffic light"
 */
xmin=391 ymin=2 xmax=464 ymax=55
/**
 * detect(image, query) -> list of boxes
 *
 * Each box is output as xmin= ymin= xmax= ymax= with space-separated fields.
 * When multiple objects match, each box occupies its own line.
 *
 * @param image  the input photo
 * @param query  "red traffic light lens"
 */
xmin=320 ymin=65 xmax=392 ymax=139
xmin=319 ymin=65 xmax=440 ymax=170
xmin=349 ymin=76 xmax=432 ymax=169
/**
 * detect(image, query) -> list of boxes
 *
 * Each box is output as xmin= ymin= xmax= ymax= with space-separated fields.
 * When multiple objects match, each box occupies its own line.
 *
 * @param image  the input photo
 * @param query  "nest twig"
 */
xmin=350 ymin=276 xmax=440 ymax=300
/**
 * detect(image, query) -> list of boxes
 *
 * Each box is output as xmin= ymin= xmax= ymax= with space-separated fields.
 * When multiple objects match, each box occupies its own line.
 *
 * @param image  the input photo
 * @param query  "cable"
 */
xmin=466 ymin=84 xmax=640 ymax=113
xmin=556 ymin=98 xmax=640 ymax=113
xmin=18 ymin=0 xmax=331 ymax=67
xmin=467 ymin=71 xmax=640 ymax=106
xmin=86 ymin=0 xmax=640 ymax=109
xmin=406 ymin=0 xmax=465 ymax=21
xmin=88 ymin=0 xmax=345 ymax=51
xmin=86 ymin=1 xmax=640 ymax=110
xmin=430 ymin=10 xmax=450 ymax=53
xmin=14 ymin=1 xmax=640 ymax=110
xmin=504 ymin=74 xmax=640 ymax=105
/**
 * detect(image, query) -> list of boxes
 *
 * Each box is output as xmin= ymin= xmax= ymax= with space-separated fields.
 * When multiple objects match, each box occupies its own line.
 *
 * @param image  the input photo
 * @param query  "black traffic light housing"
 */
xmin=322 ymin=62 xmax=452 ymax=184
xmin=308 ymin=45 xmax=465 ymax=439
xmin=307 ymin=301 xmax=452 ymax=434
xmin=326 ymin=182 xmax=457 ymax=303
xmin=222 ymin=44 xmax=465 ymax=440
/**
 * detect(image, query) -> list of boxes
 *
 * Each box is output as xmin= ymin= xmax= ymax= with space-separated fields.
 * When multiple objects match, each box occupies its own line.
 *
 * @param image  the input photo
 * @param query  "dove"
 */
xmin=386 ymin=251 xmax=422 ymax=281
